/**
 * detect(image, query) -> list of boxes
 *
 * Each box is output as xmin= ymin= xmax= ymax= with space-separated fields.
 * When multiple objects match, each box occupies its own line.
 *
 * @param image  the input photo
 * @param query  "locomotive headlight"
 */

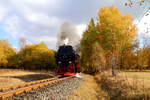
xmin=58 ymin=61 xmax=61 ymax=64
xmin=69 ymin=61 xmax=72 ymax=64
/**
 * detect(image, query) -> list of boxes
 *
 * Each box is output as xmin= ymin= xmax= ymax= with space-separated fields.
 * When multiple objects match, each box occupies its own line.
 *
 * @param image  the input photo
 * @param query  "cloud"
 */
xmin=31 ymin=36 xmax=57 ymax=42
xmin=0 ymin=0 xmax=63 ymax=49
xmin=0 ymin=5 xmax=8 ymax=21
xmin=0 ymin=0 xmax=148 ymax=49
xmin=76 ymin=24 xmax=87 ymax=38
xmin=29 ymin=35 xmax=57 ymax=49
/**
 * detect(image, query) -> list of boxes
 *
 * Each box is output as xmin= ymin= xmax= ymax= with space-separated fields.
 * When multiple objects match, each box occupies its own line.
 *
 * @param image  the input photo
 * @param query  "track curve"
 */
xmin=0 ymin=76 xmax=74 ymax=100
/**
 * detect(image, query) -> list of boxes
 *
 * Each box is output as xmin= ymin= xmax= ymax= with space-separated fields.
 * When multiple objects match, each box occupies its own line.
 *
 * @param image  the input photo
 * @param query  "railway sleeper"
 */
xmin=0 ymin=77 xmax=73 ymax=100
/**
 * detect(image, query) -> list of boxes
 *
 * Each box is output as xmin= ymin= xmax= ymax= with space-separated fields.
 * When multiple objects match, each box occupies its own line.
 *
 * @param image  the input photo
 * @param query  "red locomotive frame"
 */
xmin=57 ymin=62 xmax=82 ymax=76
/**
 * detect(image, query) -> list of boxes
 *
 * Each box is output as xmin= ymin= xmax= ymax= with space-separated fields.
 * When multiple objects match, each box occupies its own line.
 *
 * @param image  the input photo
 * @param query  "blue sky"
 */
xmin=0 ymin=0 xmax=149 ymax=49
xmin=0 ymin=27 xmax=19 ymax=48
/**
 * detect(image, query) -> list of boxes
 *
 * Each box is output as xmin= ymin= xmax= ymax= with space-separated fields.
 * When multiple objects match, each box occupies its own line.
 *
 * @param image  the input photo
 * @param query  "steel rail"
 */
xmin=0 ymin=76 xmax=74 ymax=100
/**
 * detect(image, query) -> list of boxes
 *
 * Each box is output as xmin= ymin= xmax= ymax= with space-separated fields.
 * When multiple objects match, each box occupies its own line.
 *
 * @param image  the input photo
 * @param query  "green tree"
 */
xmin=81 ymin=19 xmax=106 ymax=74
xmin=90 ymin=42 xmax=106 ymax=73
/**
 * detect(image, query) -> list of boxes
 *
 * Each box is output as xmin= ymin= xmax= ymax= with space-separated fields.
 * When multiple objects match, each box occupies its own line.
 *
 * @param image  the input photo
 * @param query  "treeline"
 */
xmin=0 ymin=40 xmax=56 ymax=70
xmin=81 ymin=6 xmax=150 ymax=74
xmin=122 ymin=46 xmax=150 ymax=70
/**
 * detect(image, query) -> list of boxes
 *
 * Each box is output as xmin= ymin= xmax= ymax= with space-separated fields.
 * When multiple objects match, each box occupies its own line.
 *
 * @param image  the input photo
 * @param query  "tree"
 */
xmin=98 ymin=6 xmax=137 ymax=51
xmin=81 ymin=18 xmax=106 ymax=74
xmin=0 ymin=45 xmax=7 ymax=67
xmin=125 ymin=0 xmax=150 ymax=23
xmin=18 ymin=43 xmax=56 ymax=70
xmin=125 ymin=0 xmax=150 ymax=6
xmin=81 ymin=6 xmax=137 ymax=75
xmin=0 ymin=40 xmax=16 ymax=68
xmin=19 ymin=37 xmax=27 ymax=49
xmin=90 ymin=42 xmax=106 ymax=73
xmin=97 ymin=6 xmax=137 ymax=75
xmin=0 ymin=40 xmax=12 ymax=48
xmin=121 ymin=48 xmax=137 ymax=69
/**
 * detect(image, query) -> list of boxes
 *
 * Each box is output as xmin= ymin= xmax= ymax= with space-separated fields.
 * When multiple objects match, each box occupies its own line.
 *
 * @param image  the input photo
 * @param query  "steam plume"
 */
xmin=56 ymin=22 xmax=81 ymax=49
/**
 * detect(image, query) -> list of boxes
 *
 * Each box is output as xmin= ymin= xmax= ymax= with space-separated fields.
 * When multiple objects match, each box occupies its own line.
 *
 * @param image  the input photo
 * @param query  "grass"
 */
xmin=0 ymin=69 xmax=54 ymax=88
xmin=119 ymin=71 xmax=150 ymax=89
xmin=96 ymin=71 xmax=150 ymax=100
xmin=2 ymin=69 xmax=150 ymax=100
xmin=0 ymin=69 xmax=108 ymax=100
xmin=121 ymin=71 xmax=150 ymax=81
xmin=68 ymin=74 xmax=108 ymax=100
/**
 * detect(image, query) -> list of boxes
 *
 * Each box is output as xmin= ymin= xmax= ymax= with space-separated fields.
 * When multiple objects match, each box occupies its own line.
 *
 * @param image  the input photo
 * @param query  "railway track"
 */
xmin=0 ymin=76 xmax=74 ymax=100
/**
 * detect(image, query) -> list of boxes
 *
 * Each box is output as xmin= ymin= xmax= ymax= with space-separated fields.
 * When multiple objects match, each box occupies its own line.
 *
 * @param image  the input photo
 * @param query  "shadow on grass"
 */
xmin=0 ymin=73 xmax=54 ymax=82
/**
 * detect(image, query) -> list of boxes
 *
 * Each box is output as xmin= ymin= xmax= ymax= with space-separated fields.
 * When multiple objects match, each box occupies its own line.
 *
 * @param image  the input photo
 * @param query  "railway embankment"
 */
xmin=2 ymin=74 xmax=108 ymax=100
xmin=0 ymin=70 xmax=108 ymax=100
xmin=9 ymin=77 xmax=82 ymax=100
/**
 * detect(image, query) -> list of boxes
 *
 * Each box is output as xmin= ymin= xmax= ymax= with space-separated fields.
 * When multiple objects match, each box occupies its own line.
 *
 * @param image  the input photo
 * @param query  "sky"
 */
xmin=0 ymin=0 xmax=149 ymax=49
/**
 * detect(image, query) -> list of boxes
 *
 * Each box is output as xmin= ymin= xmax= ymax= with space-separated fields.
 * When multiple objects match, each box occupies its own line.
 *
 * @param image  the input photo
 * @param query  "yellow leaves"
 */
xmin=81 ymin=6 xmax=138 ymax=72
xmin=97 ymin=6 xmax=137 ymax=51
xmin=0 ymin=40 xmax=16 ymax=67
xmin=98 ymin=34 xmax=104 ymax=40
xmin=0 ymin=40 xmax=12 ymax=48
xmin=99 ymin=6 xmax=121 ymax=24
xmin=18 ymin=43 xmax=56 ymax=69
xmin=0 ymin=40 xmax=56 ymax=69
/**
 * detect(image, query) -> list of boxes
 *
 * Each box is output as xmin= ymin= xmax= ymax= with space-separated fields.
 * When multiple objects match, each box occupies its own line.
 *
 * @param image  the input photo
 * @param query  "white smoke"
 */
xmin=56 ymin=22 xmax=81 ymax=49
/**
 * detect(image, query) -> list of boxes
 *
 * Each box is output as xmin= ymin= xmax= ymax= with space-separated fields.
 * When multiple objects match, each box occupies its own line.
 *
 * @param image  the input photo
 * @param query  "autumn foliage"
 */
xmin=0 ymin=40 xmax=16 ymax=68
xmin=81 ymin=6 xmax=139 ymax=74
xmin=0 ymin=6 xmax=150 ymax=72
xmin=0 ymin=40 xmax=56 ymax=70
xmin=17 ymin=43 xmax=56 ymax=70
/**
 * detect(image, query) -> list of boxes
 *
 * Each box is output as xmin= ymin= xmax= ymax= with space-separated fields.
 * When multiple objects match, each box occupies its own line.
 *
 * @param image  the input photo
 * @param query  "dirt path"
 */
xmin=68 ymin=74 xmax=108 ymax=100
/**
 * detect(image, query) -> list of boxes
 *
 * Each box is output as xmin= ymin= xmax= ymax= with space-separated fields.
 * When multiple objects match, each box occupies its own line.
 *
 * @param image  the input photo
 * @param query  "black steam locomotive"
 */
xmin=55 ymin=45 xmax=81 ymax=76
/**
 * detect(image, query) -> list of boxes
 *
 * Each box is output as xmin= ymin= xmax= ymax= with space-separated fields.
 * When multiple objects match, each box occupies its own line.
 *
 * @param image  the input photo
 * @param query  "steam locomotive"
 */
xmin=55 ymin=45 xmax=82 ymax=77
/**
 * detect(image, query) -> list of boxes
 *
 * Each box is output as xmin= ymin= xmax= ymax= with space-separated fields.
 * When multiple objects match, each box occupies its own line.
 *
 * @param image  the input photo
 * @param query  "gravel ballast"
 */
xmin=10 ymin=77 xmax=83 ymax=100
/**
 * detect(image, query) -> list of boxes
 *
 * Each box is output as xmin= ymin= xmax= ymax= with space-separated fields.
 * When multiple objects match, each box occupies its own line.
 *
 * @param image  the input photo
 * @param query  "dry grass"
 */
xmin=120 ymin=71 xmax=150 ymax=83
xmin=118 ymin=71 xmax=150 ymax=91
xmin=96 ymin=71 xmax=150 ymax=100
xmin=120 ymin=71 xmax=150 ymax=80
xmin=68 ymin=74 xmax=108 ymax=100
xmin=0 ymin=69 xmax=54 ymax=88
